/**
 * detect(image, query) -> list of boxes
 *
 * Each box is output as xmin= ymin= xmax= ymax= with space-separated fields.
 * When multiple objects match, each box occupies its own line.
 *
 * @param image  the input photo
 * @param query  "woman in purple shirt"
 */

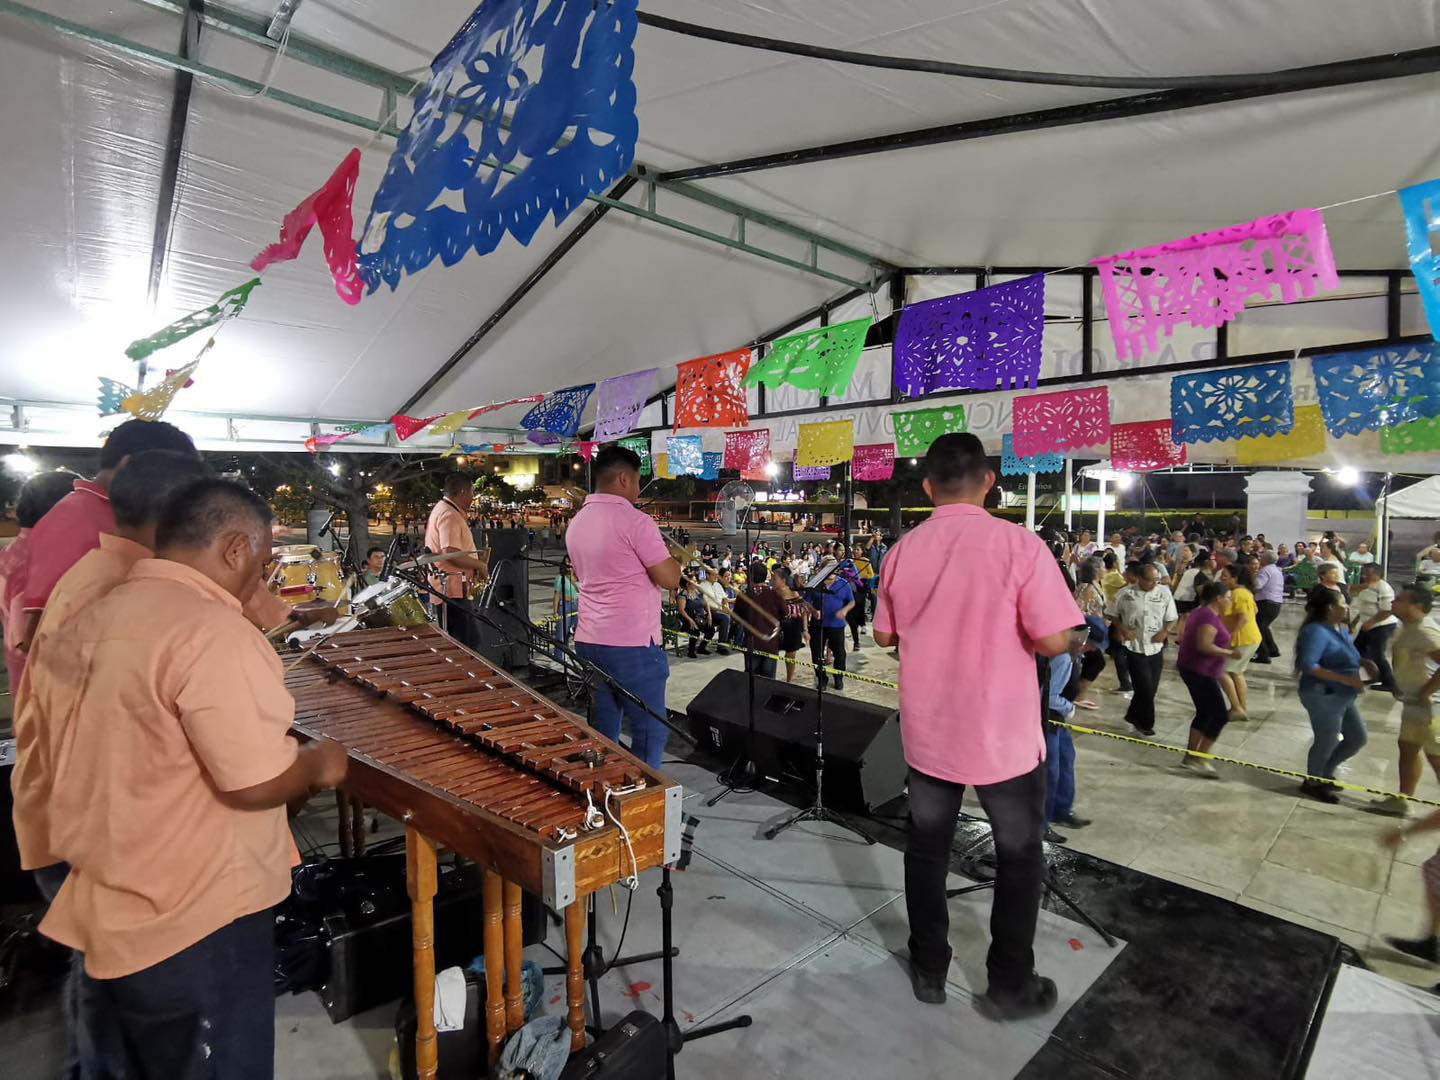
xmin=1177 ymin=581 xmax=1241 ymax=777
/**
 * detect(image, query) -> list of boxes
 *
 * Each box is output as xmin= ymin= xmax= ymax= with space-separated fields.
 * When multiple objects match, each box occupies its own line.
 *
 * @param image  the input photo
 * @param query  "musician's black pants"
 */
xmin=905 ymin=764 xmax=1046 ymax=994
xmin=93 ymin=909 xmax=275 ymax=1080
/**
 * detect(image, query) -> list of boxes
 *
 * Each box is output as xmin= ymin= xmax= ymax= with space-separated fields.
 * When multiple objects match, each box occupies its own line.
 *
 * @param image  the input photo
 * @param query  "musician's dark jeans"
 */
xmin=905 ymin=764 xmax=1046 ymax=994
xmin=92 ymin=908 xmax=276 ymax=1080
xmin=575 ymin=642 xmax=670 ymax=769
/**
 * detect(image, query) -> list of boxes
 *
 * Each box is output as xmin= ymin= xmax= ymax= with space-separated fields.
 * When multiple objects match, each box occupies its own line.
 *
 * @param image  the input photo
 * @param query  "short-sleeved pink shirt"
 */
xmin=873 ymin=503 xmax=1082 ymax=786
xmin=565 ymin=494 xmax=671 ymax=647
xmin=21 ymin=479 xmax=114 ymax=613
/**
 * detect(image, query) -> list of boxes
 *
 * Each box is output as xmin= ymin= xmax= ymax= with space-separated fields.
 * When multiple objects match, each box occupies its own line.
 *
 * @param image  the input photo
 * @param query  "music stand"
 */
xmin=763 ymin=560 xmax=874 ymax=844
xmin=943 ymin=657 xmax=1116 ymax=947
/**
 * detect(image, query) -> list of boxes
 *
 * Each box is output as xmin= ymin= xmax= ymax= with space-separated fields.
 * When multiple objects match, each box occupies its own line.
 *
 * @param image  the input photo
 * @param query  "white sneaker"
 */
xmin=1181 ymin=755 xmax=1219 ymax=778
xmin=1371 ymin=795 xmax=1411 ymax=817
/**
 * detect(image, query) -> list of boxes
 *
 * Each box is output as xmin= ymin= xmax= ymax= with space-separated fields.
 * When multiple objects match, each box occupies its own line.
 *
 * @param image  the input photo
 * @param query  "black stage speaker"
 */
xmin=275 ymin=855 xmax=547 ymax=1023
xmin=685 ymin=671 xmax=906 ymax=812
xmin=468 ymin=527 xmax=530 ymax=669
xmin=558 ymin=1010 xmax=667 ymax=1079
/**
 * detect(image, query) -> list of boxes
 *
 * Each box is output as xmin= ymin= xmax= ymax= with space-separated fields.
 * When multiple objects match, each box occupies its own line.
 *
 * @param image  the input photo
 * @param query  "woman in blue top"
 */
xmin=1294 ymin=588 xmax=1373 ymax=803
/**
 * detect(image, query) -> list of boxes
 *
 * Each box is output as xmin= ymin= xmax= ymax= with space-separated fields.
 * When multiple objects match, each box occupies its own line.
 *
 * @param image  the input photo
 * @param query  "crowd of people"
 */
xmin=1047 ymin=521 xmax=1440 ymax=819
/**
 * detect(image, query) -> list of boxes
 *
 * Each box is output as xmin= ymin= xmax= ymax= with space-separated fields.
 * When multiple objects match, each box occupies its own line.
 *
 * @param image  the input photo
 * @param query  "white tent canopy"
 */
xmin=1377 ymin=475 xmax=1440 ymax=518
xmin=2 ymin=0 xmax=1440 ymax=453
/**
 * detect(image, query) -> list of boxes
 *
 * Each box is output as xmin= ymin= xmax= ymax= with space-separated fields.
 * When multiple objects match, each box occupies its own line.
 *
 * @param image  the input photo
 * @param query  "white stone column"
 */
xmin=1244 ymin=471 xmax=1313 ymax=547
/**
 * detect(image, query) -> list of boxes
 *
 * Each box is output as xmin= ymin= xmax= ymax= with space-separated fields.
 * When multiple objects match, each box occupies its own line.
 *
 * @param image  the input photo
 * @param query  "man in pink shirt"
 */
xmin=0 ymin=470 xmax=76 ymax=689
xmin=565 ymin=445 xmax=681 ymax=768
xmin=873 ymin=433 xmax=1081 ymax=1020
xmin=17 ymin=418 xmax=197 ymax=653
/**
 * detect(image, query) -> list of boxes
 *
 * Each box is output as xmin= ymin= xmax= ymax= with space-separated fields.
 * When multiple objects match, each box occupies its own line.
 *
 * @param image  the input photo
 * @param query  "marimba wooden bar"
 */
xmin=285 ymin=625 xmax=681 ymax=1076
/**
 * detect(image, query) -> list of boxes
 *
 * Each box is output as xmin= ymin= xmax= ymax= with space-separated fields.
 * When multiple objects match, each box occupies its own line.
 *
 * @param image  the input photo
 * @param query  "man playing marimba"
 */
xmin=32 ymin=479 xmax=348 ymax=1079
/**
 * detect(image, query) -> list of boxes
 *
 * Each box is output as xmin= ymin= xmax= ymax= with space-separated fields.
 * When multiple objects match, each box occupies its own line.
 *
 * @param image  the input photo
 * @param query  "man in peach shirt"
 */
xmin=424 ymin=472 xmax=489 ymax=647
xmin=32 ymin=479 xmax=348 ymax=1079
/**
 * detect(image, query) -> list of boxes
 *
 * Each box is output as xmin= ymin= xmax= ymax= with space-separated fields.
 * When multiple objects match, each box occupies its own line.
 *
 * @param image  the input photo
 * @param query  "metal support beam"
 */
xmin=397 ymin=175 xmax=639 ymax=415
xmin=109 ymin=0 xmax=894 ymax=288
xmin=658 ymin=46 xmax=1440 ymax=183
xmin=142 ymin=0 xmax=202 ymax=388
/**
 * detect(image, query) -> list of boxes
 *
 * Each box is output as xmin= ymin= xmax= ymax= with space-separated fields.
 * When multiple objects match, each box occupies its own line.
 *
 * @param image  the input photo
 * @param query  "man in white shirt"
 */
xmin=695 ymin=570 xmax=733 ymax=655
xmin=1352 ymin=563 xmax=1398 ymax=691
xmin=1110 ymin=563 xmax=1177 ymax=737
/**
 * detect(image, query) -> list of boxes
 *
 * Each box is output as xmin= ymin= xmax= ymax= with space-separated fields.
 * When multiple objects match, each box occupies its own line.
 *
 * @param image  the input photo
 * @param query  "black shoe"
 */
xmin=716 ymin=646 xmax=730 ymax=656
xmin=1300 ymin=779 xmax=1340 ymax=804
xmin=1130 ymin=723 xmax=1156 ymax=737
xmin=1043 ymin=828 xmax=1068 ymax=844
xmin=1385 ymin=935 xmax=1440 ymax=964
xmin=909 ymin=964 xmax=947 ymax=1005
xmin=1369 ymin=682 xmax=1396 ymax=691
xmin=1055 ymin=814 xmax=1091 ymax=829
xmin=686 ymin=648 xmax=697 ymax=659
xmin=978 ymin=974 xmax=1058 ymax=1022
xmin=697 ymin=645 xmax=710 ymax=655
xmin=1252 ymin=656 xmax=1272 ymax=665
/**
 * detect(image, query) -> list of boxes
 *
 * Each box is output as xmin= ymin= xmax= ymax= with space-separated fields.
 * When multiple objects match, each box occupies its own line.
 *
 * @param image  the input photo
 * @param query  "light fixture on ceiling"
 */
xmin=3 ymin=452 xmax=37 ymax=478
xmin=1335 ymin=465 xmax=1360 ymax=486
xmin=764 ymin=461 xmax=779 ymax=478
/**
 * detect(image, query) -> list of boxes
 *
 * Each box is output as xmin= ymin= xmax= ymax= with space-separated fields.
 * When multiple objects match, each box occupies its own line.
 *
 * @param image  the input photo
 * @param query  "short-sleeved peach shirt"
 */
xmin=35 ymin=558 xmax=299 ymax=978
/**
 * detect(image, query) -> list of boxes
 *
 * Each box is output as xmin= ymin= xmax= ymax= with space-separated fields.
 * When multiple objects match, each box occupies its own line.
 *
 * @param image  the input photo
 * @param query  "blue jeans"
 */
xmin=33 ymin=863 xmax=123 ymax=1080
xmin=93 ymin=909 xmax=276 ymax=1079
xmin=575 ymin=642 xmax=670 ymax=769
xmin=1044 ymin=724 xmax=1076 ymax=822
xmin=1299 ymin=684 xmax=1368 ymax=779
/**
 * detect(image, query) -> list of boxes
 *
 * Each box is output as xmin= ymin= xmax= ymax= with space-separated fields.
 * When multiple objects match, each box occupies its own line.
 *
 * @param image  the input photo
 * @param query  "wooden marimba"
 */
xmin=285 ymin=624 xmax=681 ymax=1077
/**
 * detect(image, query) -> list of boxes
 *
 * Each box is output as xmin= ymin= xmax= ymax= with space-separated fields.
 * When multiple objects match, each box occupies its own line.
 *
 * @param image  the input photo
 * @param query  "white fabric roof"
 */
xmin=2 ymin=0 xmax=1439 ymax=449
xmin=1377 ymin=475 xmax=1440 ymax=518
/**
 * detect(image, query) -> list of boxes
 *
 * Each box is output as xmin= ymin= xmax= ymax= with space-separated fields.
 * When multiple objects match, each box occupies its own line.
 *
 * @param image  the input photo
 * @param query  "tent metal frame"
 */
xmin=0 ymin=0 xmax=894 ymax=292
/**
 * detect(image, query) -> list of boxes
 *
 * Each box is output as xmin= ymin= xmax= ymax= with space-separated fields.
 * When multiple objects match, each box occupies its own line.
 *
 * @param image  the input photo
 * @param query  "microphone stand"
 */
xmin=764 ymin=561 xmax=874 ymax=845
xmin=382 ymin=564 xmax=751 ymax=1068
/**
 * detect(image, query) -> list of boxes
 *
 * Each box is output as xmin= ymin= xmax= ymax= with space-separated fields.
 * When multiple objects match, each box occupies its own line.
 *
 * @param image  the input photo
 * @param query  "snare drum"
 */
xmin=268 ymin=548 xmax=346 ymax=606
xmin=352 ymin=580 xmax=431 ymax=629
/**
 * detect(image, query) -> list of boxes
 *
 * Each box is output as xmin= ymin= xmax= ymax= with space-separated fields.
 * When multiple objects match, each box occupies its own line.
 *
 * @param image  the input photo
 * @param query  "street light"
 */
xmin=1335 ymin=465 xmax=1360 ymax=486
xmin=763 ymin=461 xmax=779 ymax=478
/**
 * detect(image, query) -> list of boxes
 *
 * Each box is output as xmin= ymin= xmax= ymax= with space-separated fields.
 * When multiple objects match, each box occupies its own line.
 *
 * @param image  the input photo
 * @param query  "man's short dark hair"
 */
xmin=366 ymin=546 xmax=385 ymax=558
xmin=109 ymin=451 xmax=213 ymax=530
xmin=594 ymin=445 xmax=641 ymax=487
xmin=442 ymin=472 xmax=473 ymax=497
xmin=1361 ymin=562 xmax=1383 ymax=577
xmin=99 ymin=419 xmax=197 ymax=470
xmin=1400 ymin=584 xmax=1434 ymax=612
xmin=15 ymin=470 xmax=77 ymax=529
xmin=155 ymin=479 xmax=272 ymax=551
xmin=924 ymin=433 xmax=990 ymax=495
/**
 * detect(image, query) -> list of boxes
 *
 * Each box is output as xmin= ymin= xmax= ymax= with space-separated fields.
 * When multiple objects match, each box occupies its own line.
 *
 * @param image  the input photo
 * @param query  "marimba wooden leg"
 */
xmin=565 ymin=899 xmax=586 ymax=1051
xmin=336 ymin=789 xmax=353 ymax=857
xmin=482 ymin=870 xmax=506 ymax=1066
xmin=405 ymin=828 xmax=438 ymax=1080
xmin=503 ymin=880 xmax=524 ymax=1033
xmin=350 ymin=795 xmax=367 ymax=855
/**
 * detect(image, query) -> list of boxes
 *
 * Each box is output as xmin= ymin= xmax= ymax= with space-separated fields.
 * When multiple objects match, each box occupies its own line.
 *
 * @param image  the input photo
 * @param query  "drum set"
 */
xmin=264 ymin=544 xmax=432 ymax=633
